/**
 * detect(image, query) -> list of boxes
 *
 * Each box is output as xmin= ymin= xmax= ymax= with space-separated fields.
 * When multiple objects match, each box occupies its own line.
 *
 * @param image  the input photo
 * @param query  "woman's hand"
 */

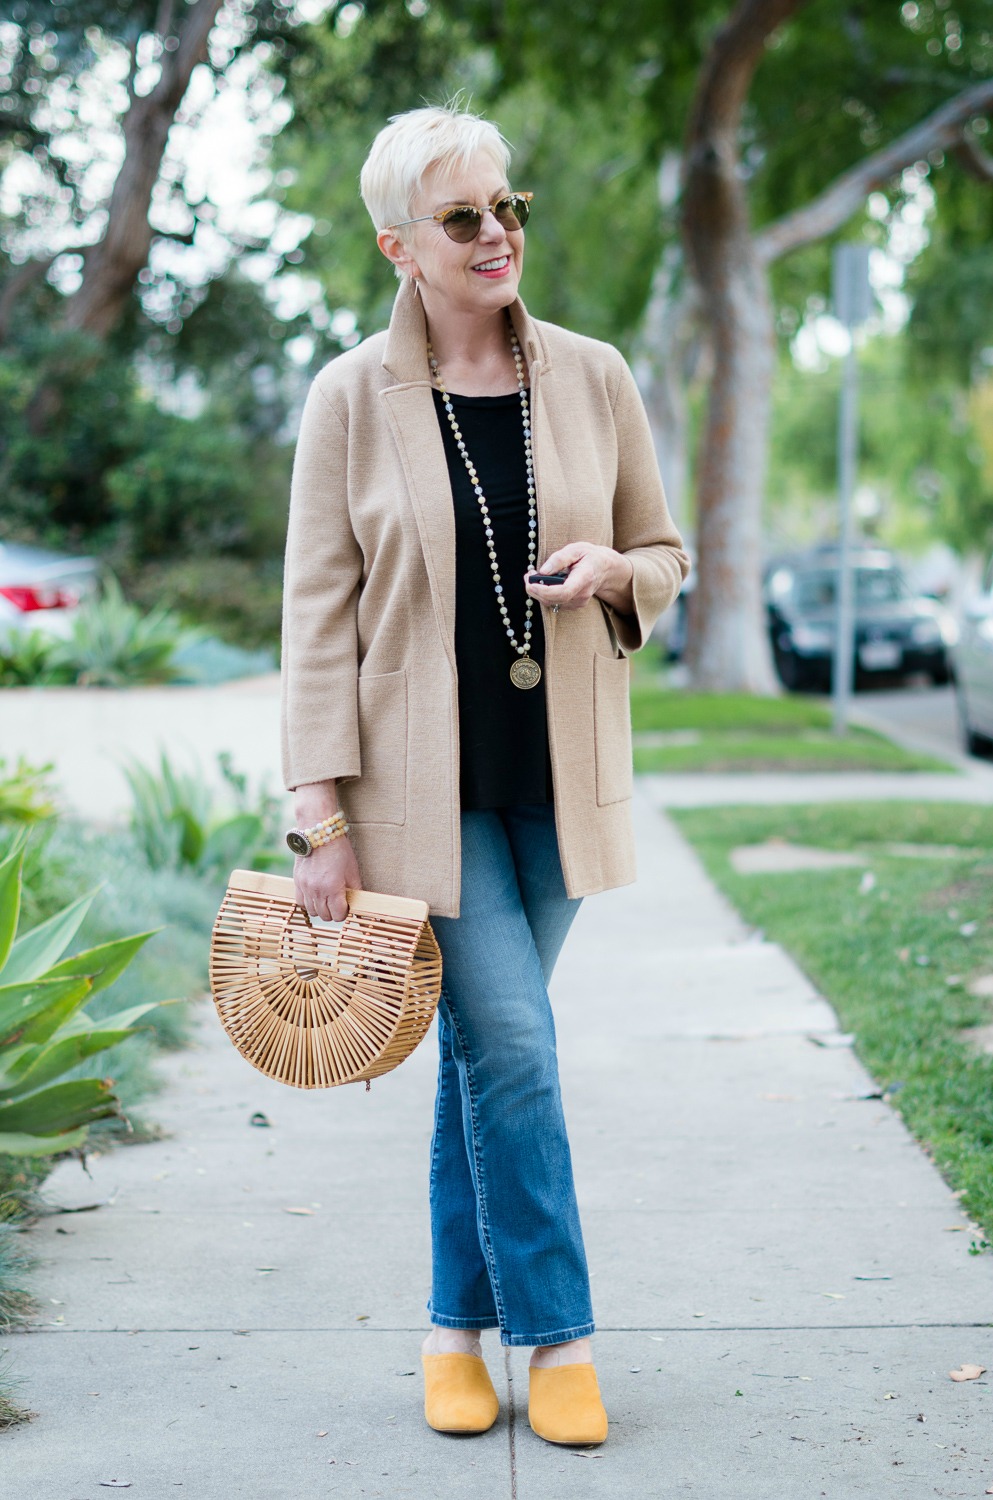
xmin=523 ymin=542 xmax=634 ymax=616
xmin=293 ymin=836 xmax=363 ymax=924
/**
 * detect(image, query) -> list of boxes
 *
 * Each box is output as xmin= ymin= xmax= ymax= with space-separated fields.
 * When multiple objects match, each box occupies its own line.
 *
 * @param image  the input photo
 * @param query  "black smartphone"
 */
xmin=528 ymin=572 xmax=568 ymax=585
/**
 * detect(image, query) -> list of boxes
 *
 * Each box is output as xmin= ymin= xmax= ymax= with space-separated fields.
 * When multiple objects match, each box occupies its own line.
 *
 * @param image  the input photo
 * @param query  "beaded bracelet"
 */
xmin=306 ymin=813 xmax=349 ymax=847
xmin=285 ymin=811 xmax=350 ymax=858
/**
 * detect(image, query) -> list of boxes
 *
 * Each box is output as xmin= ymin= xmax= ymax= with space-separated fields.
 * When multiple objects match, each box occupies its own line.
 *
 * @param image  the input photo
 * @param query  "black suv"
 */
xmin=765 ymin=548 xmax=953 ymax=692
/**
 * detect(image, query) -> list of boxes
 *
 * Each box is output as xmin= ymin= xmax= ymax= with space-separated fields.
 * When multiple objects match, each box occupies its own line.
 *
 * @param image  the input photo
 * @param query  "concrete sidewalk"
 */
xmin=3 ymin=784 xmax=992 ymax=1498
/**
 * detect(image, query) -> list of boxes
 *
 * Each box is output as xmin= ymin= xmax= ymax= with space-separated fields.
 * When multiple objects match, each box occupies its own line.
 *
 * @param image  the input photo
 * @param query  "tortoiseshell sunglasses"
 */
xmin=389 ymin=192 xmax=533 ymax=243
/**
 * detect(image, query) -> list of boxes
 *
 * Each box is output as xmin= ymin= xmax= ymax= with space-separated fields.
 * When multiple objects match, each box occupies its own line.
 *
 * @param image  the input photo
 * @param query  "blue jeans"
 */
xmin=426 ymin=803 xmax=594 ymax=1347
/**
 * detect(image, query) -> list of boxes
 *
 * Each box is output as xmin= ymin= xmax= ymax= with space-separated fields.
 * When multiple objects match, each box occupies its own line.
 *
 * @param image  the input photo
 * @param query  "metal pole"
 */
xmin=830 ymin=242 xmax=870 ymax=736
xmin=832 ymin=332 xmax=858 ymax=735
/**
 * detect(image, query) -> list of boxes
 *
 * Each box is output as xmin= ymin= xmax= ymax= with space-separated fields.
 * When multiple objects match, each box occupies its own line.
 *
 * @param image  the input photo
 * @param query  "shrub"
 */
xmin=122 ymin=749 xmax=288 ymax=878
xmin=0 ymin=834 xmax=164 ymax=1157
xmin=55 ymin=575 xmax=202 ymax=687
xmin=0 ymin=628 xmax=74 ymax=688
xmin=0 ymin=760 xmax=57 ymax=825
xmin=125 ymin=554 xmax=285 ymax=653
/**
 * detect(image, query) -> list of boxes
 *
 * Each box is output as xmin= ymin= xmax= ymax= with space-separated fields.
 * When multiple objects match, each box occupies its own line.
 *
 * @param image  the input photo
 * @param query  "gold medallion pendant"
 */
xmin=510 ymin=657 xmax=541 ymax=690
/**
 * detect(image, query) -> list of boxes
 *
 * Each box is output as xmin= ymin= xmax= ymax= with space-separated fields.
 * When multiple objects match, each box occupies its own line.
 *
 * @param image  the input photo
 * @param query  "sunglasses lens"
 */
xmin=496 ymin=195 xmax=530 ymax=230
xmin=442 ymin=207 xmax=482 ymax=242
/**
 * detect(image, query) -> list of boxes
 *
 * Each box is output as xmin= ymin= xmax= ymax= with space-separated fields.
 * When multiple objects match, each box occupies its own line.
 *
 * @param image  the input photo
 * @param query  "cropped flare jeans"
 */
xmin=426 ymin=802 xmax=594 ymax=1347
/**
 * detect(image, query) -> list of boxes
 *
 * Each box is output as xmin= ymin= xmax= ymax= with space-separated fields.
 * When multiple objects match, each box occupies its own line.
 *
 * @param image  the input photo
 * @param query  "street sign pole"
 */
xmin=831 ymin=244 xmax=871 ymax=737
xmin=833 ymin=334 xmax=859 ymax=735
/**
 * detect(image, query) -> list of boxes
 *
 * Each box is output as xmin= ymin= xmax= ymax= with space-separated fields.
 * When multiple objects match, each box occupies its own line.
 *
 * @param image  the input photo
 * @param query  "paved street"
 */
xmin=3 ymin=784 xmax=992 ymax=1497
xmin=855 ymin=682 xmax=961 ymax=762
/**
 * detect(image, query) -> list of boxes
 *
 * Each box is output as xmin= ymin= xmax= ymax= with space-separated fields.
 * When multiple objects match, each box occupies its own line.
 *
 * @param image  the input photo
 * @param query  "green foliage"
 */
xmin=0 ymin=628 xmax=74 ymax=688
xmin=438 ymin=0 xmax=993 ymax=234
xmin=0 ymin=1232 xmax=34 ymax=1333
xmin=122 ymin=750 xmax=287 ymax=878
xmin=0 ymin=328 xmax=289 ymax=565
xmin=0 ymin=755 xmax=222 ymax=1420
xmin=280 ymin=12 xmax=662 ymax=350
xmin=125 ymin=555 xmax=285 ymax=654
xmin=0 ymin=332 xmax=136 ymax=543
xmin=482 ymin=82 xmax=662 ymax=348
xmin=0 ymin=836 xmax=162 ymax=1158
xmin=7 ymin=580 xmax=199 ymax=690
xmin=105 ymin=410 xmax=258 ymax=561
xmin=0 ymin=760 xmax=57 ymax=826
xmin=48 ymin=576 xmax=202 ymax=687
xmin=673 ymin=801 xmax=993 ymax=1237
xmin=907 ymin=240 xmax=993 ymax=390
xmin=766 ymin=335 xmax=993 ymax=556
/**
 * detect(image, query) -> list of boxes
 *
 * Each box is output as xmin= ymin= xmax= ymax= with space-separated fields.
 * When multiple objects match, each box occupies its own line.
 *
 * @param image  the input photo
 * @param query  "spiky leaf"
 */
xmin=0 ymin=1127 xmax=89 ymax=1157
xmin=0 ymin=845 xmax=25 ymax=975
xmin=58 ymin=998 xmax=165 ymax=1037
xmin=0 ymin=1028 xmax=137 ymax=1099
xmin=44 ymin=930 xmax=158 ymax=999
xmin=0 ymin=976 xmax=93 ymax=1048
xmin=0 ymin=1078 xmax=118 ymax=1136
xmin=201 ymin=812 xmax=263 ymax=873
xmin=2 ymin=890 xmax=98 ymax=985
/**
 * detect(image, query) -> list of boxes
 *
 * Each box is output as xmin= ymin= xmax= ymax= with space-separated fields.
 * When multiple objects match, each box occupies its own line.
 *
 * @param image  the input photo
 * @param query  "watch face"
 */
xmin=286 ymin=830 xmax=311 ymax=857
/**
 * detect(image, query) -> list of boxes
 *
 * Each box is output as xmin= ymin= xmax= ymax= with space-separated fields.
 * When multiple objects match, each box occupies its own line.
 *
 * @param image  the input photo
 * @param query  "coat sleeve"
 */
xmin=603 ymin=353 xmax=690 ymax=653
xmin=280 ymin=376 xmax=364 ymax=793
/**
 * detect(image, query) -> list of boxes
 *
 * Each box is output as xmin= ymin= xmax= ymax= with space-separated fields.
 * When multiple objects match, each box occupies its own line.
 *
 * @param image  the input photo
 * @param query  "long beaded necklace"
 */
xmin=427 ymin=317 xmax=541 ymax=691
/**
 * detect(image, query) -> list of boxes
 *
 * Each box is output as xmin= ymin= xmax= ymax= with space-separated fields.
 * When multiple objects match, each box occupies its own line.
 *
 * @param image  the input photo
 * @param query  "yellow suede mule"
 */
xmin=422 ymin=1352 xmax=500 ymax=1434
xmin=528 ymin=1364 xmax=609 ymax=1446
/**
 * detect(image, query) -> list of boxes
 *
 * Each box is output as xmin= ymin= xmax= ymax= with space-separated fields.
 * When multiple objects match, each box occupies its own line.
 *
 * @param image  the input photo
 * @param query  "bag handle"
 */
xmin=225 ymin=869 xmax=430 ymax=923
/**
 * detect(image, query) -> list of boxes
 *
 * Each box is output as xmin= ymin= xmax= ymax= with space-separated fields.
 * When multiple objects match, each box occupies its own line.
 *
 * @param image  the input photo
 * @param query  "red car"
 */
xmin=0 ymin=542 xmax=98 ymax=638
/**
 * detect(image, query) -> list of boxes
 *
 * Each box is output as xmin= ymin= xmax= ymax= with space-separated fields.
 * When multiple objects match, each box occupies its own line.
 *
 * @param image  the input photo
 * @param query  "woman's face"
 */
xmin=383 ymin=152 xmax=525 ymax=317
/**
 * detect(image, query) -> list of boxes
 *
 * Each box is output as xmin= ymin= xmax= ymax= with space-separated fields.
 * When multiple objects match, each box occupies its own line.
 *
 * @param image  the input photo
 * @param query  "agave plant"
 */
xmin=0 ymin=628 xmax=74 ymax=688
xmin=122 ymin=749 xmax=285 ymax=876
xmin=0 ymin=758 xmax=57 ymax=826
xmin=0 ymin=833 xmax=160 ymax=1157
xmin=55 ymin=575 xmax=202 ymax=687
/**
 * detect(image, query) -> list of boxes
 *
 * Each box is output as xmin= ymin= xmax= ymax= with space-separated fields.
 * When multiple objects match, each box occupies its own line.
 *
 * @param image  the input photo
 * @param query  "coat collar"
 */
xmin=377 ymin=280 xmax=554 ymax=678
xmin=380 ymin=277 xmax=550 ymax=386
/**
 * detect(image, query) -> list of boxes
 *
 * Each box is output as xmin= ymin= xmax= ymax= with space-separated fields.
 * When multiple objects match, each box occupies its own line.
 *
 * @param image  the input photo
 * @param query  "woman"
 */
xmin=281 ymin=103 xmax=689 ymax=1446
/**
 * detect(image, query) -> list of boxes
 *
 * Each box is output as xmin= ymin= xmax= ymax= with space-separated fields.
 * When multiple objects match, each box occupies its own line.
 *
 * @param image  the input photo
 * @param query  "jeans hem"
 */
xmin=430 ymin=1312 xmax=501 ymax=1331
xmin=501 ymin=1321 xmax=596 ymax=1348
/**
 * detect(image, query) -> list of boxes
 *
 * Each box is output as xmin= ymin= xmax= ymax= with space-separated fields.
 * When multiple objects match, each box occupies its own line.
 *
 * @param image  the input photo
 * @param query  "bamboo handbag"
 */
xmin=209 ymin=870 xmax=442 ymax=1089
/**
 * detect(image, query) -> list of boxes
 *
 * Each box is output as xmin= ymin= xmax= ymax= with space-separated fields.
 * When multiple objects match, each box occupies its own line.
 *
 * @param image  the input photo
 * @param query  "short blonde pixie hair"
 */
xmin=360 ymin=102 xmax=512 ymax=245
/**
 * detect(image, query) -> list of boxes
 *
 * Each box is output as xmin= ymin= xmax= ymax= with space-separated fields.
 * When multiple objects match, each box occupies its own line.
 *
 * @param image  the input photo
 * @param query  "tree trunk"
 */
xmin=24 ymin=0 xmax=223 ymax=433
xmin=683 ymin=218 xmax=777 ymax=690
xmin=679 ymin=0 xmax=803 ymax=692
xmin=632 ymin=242 xmax=704 ymax=533
xmin=61 ymin=0 xmax=223 ymax=339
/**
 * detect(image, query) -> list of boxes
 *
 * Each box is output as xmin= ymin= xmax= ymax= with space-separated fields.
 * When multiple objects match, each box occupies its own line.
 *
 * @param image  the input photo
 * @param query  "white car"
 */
xmin=0 ymin=542 xmax=98 ymax=638
xmin=954 ymin=562 xmax=993 ymax=756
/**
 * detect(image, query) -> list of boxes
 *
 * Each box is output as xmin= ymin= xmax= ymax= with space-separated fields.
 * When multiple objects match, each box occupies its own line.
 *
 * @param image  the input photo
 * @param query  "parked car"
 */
xmin=952 ymin=561 xmax=993 ymax=756
xmin=652 ymin=546 xmax=695 ymax=661
xmin=0 ymin=542 xmax=98 ymax=638
xmin=765 ymin=547 xmax=955 ymax=692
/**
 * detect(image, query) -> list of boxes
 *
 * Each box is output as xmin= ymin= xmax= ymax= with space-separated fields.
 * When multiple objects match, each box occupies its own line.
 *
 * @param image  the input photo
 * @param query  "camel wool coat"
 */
xmin=280 ymin=281 xmax=689 ymax=917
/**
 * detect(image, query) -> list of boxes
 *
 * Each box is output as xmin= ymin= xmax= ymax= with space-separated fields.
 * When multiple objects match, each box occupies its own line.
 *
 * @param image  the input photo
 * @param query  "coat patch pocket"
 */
xmin=593 ymin=652 xmax=633 ymax=807
xmin=347 ymin=670 xmax=408 ymax=826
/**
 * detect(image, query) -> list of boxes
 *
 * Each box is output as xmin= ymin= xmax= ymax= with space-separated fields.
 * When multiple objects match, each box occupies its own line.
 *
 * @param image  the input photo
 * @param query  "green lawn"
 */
xmin=673 ymin=801 xmax=993 ymax=1242
xmin=629 ymin=686 xmax=952 ymax=773
xmin=630 ymin=685 xmax=835 ymax=733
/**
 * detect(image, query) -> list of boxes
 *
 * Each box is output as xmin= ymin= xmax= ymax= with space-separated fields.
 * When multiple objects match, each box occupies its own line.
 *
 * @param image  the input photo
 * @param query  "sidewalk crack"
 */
xmin=504 ymin=1347 xmax=517 ymax=1500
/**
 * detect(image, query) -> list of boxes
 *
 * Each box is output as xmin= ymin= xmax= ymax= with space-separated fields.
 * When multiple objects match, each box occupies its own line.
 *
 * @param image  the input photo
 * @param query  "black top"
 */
xmin=432 ymin=388 xmax=553 ymax=811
